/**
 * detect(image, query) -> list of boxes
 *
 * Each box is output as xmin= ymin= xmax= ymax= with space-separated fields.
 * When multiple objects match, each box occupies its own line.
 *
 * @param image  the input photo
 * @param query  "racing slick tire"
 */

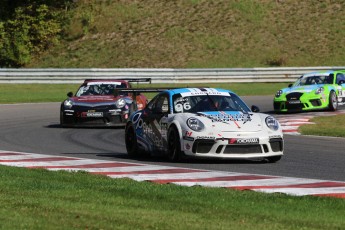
xmin=265 ymin=155 xmax=282 ymax=163
xmin=60 ymin=107 xmax=73 ymax=127
xmin=328 ymin=91 xmax=338 ymax=111
xmin=125 ymin=122 xmax=144 ymax=157
xmin=167 ymin=126 xmax=183 ymax=162
xmin=60 ymin=109 xmax=67 ymax=127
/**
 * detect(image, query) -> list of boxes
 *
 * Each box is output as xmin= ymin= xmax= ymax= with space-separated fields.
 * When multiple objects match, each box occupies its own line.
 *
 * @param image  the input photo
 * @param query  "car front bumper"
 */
xmin=274 ymin=96 xmax=328 ymax=112
xmin=182 ymin=135 xmax=283 ymax=159
xmin=61 ymin=109 xmax=129 ymax=127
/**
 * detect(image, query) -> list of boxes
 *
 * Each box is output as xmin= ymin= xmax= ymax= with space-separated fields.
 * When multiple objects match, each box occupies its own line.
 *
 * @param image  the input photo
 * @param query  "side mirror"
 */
xmin=288 ymin=84 xmax=293 ymax=88
xmin=251 ymin=105 xmax=260 ymax=113
xmin=67 ymin=92 xmax=73 ymax=97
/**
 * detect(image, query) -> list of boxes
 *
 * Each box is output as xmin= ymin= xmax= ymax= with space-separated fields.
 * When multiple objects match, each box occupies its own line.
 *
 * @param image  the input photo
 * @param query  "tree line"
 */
xmin=0 ymin=0 xmax=75 ymax=67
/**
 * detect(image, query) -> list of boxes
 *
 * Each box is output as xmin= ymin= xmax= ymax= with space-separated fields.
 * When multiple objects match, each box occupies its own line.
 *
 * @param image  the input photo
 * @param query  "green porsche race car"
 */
xmin=274 ymin=70 xmax=345 ymax=112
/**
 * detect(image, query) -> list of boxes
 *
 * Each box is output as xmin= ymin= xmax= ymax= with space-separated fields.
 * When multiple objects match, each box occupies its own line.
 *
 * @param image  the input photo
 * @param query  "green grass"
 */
xmin=0 ymin=83 xmax=287 ymax=104
xmin=0 ymin=84 xmax=79 ymax=104
xmin=26 ymin=1 xmax=345 ymax=68
xmin=0 ymin=165 xmax=344 ymax=229
xmin=299 ymin=114 xmax=345 ymax=137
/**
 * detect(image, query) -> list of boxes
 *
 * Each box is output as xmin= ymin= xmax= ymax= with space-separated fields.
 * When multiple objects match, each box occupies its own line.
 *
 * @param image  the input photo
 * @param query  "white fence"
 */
xmin=0 ymin=67 xmax=344 ymax=84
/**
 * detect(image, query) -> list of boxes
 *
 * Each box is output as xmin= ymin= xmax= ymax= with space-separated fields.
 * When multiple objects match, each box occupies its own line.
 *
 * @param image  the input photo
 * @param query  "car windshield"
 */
xmin=75 ymin=82 xmax=126 ymax=96
xmin=294 ymin=74 xmax=333 ymax=86
xmin=172 ymin=93 xmax=251 ymax=113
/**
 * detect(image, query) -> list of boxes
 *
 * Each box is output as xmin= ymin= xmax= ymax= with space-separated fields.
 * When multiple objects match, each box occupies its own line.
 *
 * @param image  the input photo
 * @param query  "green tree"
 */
xmin=0 ymin=1 xmax=74 ymax=67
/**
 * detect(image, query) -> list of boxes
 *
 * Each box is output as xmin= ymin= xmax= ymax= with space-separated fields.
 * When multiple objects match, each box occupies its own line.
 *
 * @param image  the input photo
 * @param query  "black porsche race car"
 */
xmin=60 ymin=78 xmax=150 ymax=127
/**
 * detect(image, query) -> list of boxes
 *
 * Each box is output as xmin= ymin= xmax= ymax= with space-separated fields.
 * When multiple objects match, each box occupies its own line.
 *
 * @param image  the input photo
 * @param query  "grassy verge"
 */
xmin=0 ymin=83 xmax=288 ymax=104
xmin=0 ymin=165 xmax=344 ymax=229
xmin=26 ymin=1 xmax=345 ymax=68
xmin=0 ymin=84 xmax=79 ymax=104
xmin=299 ymin=114 xmax=345 ymax=138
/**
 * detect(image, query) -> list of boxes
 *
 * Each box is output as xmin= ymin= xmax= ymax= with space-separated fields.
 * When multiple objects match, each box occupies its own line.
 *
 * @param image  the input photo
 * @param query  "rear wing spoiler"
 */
xmin=84 ymin=78 xmax=152 ymax=83
xmin=114 ymin=86 xmax=210 ymax=94
xmin=114 ymin=88 xmax=172 ymax=97
xmin=123 ymin=78 xmax=152 ymax=84
xmin=114 ymin=87 xmax=211 ymax=98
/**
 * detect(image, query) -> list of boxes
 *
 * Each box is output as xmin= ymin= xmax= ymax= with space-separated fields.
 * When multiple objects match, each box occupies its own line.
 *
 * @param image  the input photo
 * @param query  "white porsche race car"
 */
xmin=125 ymin=88 xmax=284 ymax=162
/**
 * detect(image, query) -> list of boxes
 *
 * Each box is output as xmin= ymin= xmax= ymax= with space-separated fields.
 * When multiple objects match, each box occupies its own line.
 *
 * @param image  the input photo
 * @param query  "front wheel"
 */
xmin=328 ymin=91 xmax=338 ymax=111
xmin=167 ymin=126 xmax=183 ymax=162
xmin=125 ymin=123 xmax=140 ymax=157
xmin=60 ymin=109 xmax=66 ymax=127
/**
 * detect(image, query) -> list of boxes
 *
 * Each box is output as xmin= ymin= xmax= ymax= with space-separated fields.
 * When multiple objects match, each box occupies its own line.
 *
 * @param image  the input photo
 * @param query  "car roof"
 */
xmin=303 ymin=70 xmax=345 ymax=77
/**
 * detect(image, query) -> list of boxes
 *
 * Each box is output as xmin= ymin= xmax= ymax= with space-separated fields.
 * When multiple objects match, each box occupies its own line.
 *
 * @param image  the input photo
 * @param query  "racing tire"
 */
xmin=167 ymin=126 xmax=183 ymax=162
xmin=125 ymin=123 xmax=141 ymax=157
xmin=60 ymin=109 xmax=66 ymax=127
xmin=265 ymin=155 xmax=282 ymax=163
xmin=328 ymin=91 xmax=338 ymax=111
xmin=60 ymin=107 xmax=73 ymax=127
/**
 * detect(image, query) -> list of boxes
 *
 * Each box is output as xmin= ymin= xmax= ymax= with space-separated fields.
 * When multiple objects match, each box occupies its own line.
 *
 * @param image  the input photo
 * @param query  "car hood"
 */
xmin=70 ymin=95 xmax=134 ymax=105
xmin=191 ymin=111 xmax=264 ymax=132
xmin=70 ymin=95 xmax=118 ymax=103
xmin=282 ymin=84 xmax=323 ymax=94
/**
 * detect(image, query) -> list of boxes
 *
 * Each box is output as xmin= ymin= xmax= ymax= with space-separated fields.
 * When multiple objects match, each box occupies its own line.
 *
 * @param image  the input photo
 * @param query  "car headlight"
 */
xmin=275 ymin=90 xmax=283 ymax=97
xmin=64 ymin=99 xmax=73 ymax=109
xmin=187 ymin=117 xmax=205 ymax=132
xmin=315 ymin=87 xmax=324 ymax=94
xmin=265 ymin=116 xmax=279 ymax=131
xmin=116 ymin=98 xmax=126 ymax=108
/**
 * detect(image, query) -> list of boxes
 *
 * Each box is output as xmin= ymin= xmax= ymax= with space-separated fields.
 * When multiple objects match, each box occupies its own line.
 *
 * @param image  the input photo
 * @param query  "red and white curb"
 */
xmin=1 ymin=150 xmax=345 ymax=199
xmin=276 ymin=110 xmax=345 ymax=135
xmin=277 ymin=116 xmax=315 ymax=135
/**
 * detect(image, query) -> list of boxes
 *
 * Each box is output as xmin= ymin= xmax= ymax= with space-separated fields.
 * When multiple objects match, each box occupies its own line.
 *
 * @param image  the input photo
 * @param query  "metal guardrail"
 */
xmin=1 ymin=67 xmax=345 ymax=84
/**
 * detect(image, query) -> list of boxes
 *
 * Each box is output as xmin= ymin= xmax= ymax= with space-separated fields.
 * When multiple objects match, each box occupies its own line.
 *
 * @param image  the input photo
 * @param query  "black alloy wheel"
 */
xmin=125 ymin=123 xmax=139 ymax=157
xmin=167 ymin=126 xmax=182 ymax=162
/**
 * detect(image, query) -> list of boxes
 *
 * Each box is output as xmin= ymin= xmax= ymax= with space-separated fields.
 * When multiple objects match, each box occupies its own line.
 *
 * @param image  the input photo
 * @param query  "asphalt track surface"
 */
xmin=0 ymin=96 xmax=344 ymax=182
